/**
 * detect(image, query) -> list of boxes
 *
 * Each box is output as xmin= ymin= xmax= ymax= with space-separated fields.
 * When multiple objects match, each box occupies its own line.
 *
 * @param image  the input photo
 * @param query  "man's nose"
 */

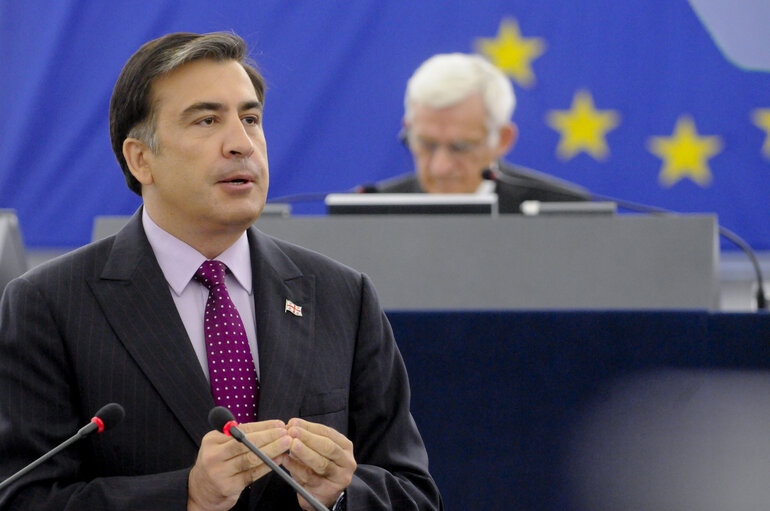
xmin=427 ymin=146 xmax=455 ymax=176
xmin=223 ymin=117 xmax=255 ymax=157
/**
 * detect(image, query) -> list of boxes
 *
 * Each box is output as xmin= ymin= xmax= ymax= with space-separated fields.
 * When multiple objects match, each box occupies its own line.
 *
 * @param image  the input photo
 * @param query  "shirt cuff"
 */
xmin=330 ymin=489 xmax=346 ymax=510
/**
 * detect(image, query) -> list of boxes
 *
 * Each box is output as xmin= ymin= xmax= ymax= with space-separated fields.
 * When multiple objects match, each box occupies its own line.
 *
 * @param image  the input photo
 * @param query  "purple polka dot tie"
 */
xmin=194 ymin=260 xmax=259 ymax=423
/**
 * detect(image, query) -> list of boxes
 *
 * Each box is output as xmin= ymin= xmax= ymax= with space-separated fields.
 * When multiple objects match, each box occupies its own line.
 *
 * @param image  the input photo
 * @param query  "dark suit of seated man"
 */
xmin=0 ymin=32 xmax=442 ymax=511
xmin=365 ymin=53 xmax=589 ymax=214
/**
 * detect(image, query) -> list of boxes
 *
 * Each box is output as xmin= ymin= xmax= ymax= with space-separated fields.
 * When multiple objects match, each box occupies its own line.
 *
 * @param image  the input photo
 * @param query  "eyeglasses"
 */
xmin=407 ymin=135 xmax=487 ymax=158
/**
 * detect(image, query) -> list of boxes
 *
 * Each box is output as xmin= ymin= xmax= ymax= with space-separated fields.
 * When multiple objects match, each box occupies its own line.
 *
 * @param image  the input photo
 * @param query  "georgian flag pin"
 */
xmin=284 ymin=299 xmax=303 ymax=317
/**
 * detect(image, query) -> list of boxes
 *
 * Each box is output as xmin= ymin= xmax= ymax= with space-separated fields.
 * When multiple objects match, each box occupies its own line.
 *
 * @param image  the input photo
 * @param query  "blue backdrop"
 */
xmin=1 ymin=1 xmax=769 ymax=249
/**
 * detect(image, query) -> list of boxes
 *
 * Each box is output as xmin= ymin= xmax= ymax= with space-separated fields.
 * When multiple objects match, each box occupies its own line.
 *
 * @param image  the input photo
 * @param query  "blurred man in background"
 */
xmin=370 ymin=53 xmax=589 ymax=213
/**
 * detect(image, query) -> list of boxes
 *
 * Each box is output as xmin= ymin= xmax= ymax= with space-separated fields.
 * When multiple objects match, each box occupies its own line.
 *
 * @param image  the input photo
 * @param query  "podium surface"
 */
xmin=94 ymin=213 xmax=719 ymax=310
xmin=255 ymin=214 xmax=719 ymax=310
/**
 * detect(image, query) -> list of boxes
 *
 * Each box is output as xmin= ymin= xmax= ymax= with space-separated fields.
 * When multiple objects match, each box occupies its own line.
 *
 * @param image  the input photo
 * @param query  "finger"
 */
xmin=234 ymin=445 xmax=291 ymax=485
xmin=218 ymin=422 xmax=288 ymax=463
xmin=241 ymin=431 xmax=293 ymax=467
xmin=237 ymin=419 xmax=286 ymax=433
xmin=287 ymin=418 xmax=352 ymax=453
xmin=205 ymin=422 xmax=287 ymax=465
xmin=191 ymin=432 xmax=257 ymax=505
xmin=287 ymin=420 xmax=354 ymax=468
xmin=282 ymin=455 xmax=318 ymax=485
xmin=283 ymin=454 xmax=350 ymax=510
xmin=229 ymin=432 xmax=293 ymax=481
xmin=241 ymin=424 xmax=291 ymax=450
xmin=287 ymin=420 xmax=347 ymax=462
xmin=200 ymin=422 xmax=290 ymax=485
xmin=285 ymin=424 xmax=356 ymax=493
xmin=287 ymin=435 xmax=337 ymax=477
xmin=199 ymin=430 xmax=249 ymax=474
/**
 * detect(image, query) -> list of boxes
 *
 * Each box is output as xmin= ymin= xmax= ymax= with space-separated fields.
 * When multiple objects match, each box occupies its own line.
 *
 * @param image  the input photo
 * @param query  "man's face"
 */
xmin=406 ymin=94 xmax=511 ymax=194
xmin=134 ymin=59 xmax=268 ymax=242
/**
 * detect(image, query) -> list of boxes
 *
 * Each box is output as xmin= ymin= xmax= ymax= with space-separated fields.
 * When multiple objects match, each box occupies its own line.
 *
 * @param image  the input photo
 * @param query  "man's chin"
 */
xmin=226 ymin=194 xmax=267 ymax=225
xmin=222 ymin=205 xmax=263 ymax=230
xmin=426 ymin=186 xmax=473 ymax=194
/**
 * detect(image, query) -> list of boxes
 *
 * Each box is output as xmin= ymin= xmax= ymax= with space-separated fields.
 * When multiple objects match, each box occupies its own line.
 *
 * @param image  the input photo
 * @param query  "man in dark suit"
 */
xmin=370 ymin=53 xmax=589 ymax=213
xmin=0 ymin=32 xmax=441 ymax=510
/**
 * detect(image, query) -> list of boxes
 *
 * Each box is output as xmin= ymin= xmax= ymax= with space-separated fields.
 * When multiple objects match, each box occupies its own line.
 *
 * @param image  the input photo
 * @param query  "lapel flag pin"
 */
xmin=285 ymin=299 xmax=303 ymax=317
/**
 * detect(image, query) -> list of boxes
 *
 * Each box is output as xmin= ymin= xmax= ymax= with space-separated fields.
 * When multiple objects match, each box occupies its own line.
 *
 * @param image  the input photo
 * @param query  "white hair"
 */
xmin=404 ymin=53 xmax=516 ymax=146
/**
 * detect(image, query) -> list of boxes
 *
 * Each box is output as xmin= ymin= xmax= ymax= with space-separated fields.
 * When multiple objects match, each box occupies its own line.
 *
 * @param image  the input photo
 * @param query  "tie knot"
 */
xmin=194 ymin=260 xmax=228 ymax=290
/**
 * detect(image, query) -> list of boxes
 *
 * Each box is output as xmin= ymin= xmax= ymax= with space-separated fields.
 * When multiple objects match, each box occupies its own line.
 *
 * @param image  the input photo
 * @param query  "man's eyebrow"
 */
xmin=180 ymin=100 xmax=262 ymax=119
xmin=180 ymin=102 xmax=225 ymax=119
xmin=240 ymin=100 xmax=263 ymax=113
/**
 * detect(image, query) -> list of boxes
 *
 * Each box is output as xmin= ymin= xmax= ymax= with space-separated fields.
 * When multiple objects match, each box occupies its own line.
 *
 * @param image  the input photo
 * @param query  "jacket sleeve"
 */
xmin=344 ymin=274 xmax=443 ymax=510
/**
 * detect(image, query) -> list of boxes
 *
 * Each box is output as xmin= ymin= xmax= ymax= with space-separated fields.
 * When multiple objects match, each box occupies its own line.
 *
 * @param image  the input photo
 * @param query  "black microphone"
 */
xmin=267 ymin=183 xmax=376 ymax=205
xmin=0 ymin=403 xmax=125 ymax=491
xmin=265 ymin=191 xmax=331 ymax=204
xmin=355 ymin=184 xmax=379 ymax=193
xmin=208 ymin=407 xmax=328 ymax=511
xmin=485 ymin=168 xmax=768 ymax=310
xmin=481 ymin=167 xmax=591 ymax=198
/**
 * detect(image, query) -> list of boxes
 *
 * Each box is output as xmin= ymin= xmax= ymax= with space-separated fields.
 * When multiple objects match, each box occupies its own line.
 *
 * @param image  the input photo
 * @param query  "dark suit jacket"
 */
xmin=0 ymin=210 xmax=441 ymax=510
xmin=374 ymin=161 xmax=590 ymax=214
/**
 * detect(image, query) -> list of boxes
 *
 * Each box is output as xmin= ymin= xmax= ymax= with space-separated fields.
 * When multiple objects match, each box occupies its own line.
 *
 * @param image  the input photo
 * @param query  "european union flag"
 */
xmin=1 ymin=0 xmax=768 ymax=250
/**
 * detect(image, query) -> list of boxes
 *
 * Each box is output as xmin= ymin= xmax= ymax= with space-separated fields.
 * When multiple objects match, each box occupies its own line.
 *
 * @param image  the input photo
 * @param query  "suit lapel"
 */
xmin=245 ymin=228 xmax=316 ymax=505
xmin=248 ymin=228 xmax=316 ymax=422
xmin=88 ymin=211 xmax=214 ymax=445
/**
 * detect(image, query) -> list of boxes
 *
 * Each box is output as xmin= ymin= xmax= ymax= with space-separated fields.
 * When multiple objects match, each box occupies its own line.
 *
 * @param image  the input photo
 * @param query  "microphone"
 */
xmin=355 ymin=184 xmax=380 ymax=193
xmin=265 ymin=185 xmax=380 ymax=208
xmin=208 ymin=407 xmax=328 ymax=511
xmin=481 ymin=167 xmax=591 ymax=198
xmin=266 ymin=191 xmax=331 ymax=204
xmin=485 ymin=168 xmax=768 ymax=310
xmin=267 ymin=183 xmax=376 ymax=205
xmin=0 ymin=403 xmax=125 ymax=491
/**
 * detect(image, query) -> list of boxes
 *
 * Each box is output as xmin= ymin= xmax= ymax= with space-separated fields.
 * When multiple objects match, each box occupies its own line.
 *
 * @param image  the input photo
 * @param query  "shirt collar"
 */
xmin=475 ymin=179 xmax=496 ymax=194
xmin=142 ymin=208 xmax=253 ymax=296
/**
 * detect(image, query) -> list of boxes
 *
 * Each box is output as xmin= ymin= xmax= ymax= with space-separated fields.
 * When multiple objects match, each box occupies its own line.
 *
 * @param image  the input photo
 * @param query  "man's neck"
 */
xmin=142 ymin=207 xmax=249 ymax=259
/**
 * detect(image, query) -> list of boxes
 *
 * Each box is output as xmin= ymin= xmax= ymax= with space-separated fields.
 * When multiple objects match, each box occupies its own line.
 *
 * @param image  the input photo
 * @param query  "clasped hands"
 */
xmin=188 ymin=418 xmax=356 ymax=511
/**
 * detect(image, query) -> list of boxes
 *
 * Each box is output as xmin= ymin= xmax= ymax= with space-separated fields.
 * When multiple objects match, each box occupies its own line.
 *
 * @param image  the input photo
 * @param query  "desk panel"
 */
xmin=255 ymin=215 xmax=719 ymax=310
xmin=389 ymin=311 xmax=770 ymax=510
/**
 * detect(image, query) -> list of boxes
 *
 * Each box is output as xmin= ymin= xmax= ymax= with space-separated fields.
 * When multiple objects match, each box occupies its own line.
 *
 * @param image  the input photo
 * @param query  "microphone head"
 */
xmin=480 ymin=168 xmax=496 ymax=181
xmin=93 ymin=403 xmax=125 ymax=432
xmin=356 ymin=184 xmax=379 ymax=194
xmin=208 ymin=406 xmax=236 ymax=432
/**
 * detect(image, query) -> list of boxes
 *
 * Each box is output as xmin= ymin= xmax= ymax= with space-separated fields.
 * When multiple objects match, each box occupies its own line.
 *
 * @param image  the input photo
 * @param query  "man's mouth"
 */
xmin=220 ymin=176 xmax=253 ymax=185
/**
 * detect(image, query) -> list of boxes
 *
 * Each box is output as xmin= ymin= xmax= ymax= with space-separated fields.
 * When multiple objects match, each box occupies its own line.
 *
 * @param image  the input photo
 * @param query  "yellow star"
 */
xmin=545 ymin=90 xmax=620 ymax=161
xmin=647 ymin=115 xmax=723 ymax=187
xmin=751 ymin=108 xmax=770 ymax=159
xmin=475 ymin=18 xmax=545 ymax=88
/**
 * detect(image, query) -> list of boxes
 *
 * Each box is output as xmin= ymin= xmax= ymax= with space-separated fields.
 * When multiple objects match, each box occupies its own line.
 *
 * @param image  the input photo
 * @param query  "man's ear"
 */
xmin=494 ymin=122 xmax=518 ymax=158
xmin=399 ymin=119 xmax=410 ymax=148
xmin=123 ymin=137 xmax=154 ymax=186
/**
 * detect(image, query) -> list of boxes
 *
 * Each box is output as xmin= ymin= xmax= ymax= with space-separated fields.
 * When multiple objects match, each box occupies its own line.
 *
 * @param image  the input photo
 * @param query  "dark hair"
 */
xmin=109 ymin=32 xmax=266 ymax=196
